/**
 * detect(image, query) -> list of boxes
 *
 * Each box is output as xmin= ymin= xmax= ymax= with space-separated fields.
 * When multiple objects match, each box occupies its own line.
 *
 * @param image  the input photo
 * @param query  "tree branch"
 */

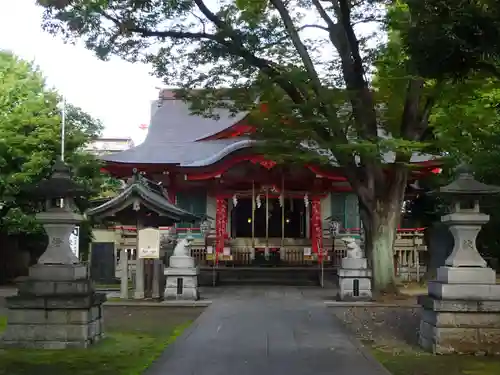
xmin=102 ymin=11 xmax=219 ymax=41
xmin=336 ymin=0 xmax=366 ymax=90
xmin=311 ymin=0 xmax=337 ymax=30
xmin=401 ymin=78 xmax=424 ymax=140
xmin=269 ymin=0 xmax=323 ymax=94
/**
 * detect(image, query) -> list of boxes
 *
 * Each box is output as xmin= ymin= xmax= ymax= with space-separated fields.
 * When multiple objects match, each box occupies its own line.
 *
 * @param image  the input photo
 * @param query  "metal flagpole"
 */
xmin=61 ymin=96 xmax=66 ymax=162
xmin=60 ymin=97 xmax=66 ymax=208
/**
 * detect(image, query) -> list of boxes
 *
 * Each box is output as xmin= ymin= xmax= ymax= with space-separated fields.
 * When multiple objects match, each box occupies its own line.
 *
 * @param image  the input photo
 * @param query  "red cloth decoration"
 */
xmin=215 ymin=197 xmax=228 ymax=264
xmin=311 ymin=198 xmax=324 ymax=263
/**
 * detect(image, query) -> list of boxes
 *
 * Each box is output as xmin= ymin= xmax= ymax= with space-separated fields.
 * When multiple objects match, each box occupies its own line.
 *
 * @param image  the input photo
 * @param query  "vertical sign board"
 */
xmin=138 ymin=228 xmax=161 ymax=259
xmin=69 ymin=226 xmax=80 ymax=259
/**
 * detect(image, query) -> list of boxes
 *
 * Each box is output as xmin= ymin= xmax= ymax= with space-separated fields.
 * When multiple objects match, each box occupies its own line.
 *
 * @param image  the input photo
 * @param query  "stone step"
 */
xmin=199 ymin=268 xmax=336 ymax=286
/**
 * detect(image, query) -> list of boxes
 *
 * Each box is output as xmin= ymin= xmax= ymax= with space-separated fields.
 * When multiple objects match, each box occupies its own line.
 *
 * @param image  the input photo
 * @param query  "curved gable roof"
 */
xmin=86 ymin=174 xmax=201 ymax=222
xmin=100 ymin=138 xmax=254 ymax=166
xmin=145 ymin=98 xmax=248 ymax=143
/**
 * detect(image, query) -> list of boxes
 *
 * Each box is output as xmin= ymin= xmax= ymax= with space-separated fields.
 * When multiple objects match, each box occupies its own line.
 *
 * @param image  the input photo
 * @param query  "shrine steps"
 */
xmin=199 ymin=267 xmax=337 ymax=286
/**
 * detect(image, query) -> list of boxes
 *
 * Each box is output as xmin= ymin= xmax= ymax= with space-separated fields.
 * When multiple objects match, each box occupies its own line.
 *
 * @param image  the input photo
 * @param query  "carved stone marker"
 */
xmin=164 ymin=236 xmax=199 ymax=300
xmin=1 ymin=160 xmax=106 ymax=349
xmin=419 ymin=164 xmax=500 ymax=354
xmin=337 ymin=236 xmax=372 ymax=300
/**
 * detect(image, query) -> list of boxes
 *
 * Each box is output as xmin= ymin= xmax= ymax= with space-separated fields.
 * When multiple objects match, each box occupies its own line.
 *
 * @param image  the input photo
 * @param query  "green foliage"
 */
xmin=0 ymin=50 xmax=105 ymax=235
xmin=401 ymin=0 xmax=500 ymax=80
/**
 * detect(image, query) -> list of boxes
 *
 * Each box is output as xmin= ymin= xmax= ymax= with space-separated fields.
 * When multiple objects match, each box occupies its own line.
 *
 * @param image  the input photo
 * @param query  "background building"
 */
xmin=84 ymin=137 xmax=135 ymax=156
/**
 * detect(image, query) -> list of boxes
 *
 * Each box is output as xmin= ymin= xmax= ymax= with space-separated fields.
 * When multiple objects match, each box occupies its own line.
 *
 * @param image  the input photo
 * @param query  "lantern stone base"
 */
xmin=418 ymin=266 xmax=500 ymax=354
xmin=164 ymin=256 xmax=199 ymax=301
xmin=337 ymin=258 xmax=372 ymax=300
xmin=0 ymin=264 xmax=106 ymax=349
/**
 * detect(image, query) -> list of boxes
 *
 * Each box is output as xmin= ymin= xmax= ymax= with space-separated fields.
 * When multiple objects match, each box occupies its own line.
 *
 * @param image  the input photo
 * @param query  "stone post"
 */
xmin=134 ymin=258 xmax=145 ymax=299
xmin=419 ymin=165 xmax=500 ymax=354
xmin=151 ymin=259 xmax=161 ymax=299
xmin=120 ymin=248 xmax=129 ymax=299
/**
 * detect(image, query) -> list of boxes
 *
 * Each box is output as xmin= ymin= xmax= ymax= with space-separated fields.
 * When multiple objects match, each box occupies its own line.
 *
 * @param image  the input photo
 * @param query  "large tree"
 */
xmin=0 ymin=50 xmax=104 ymax=235
xmin=36 ymin=0 xmax=497 ymax=290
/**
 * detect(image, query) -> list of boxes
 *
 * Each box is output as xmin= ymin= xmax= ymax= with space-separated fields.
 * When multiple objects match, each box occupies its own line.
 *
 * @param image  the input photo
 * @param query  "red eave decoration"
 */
xmin=306 ymin=165 xmax=347 ymax=181
xmin=431 ymin=167 xmax=442 ymax=174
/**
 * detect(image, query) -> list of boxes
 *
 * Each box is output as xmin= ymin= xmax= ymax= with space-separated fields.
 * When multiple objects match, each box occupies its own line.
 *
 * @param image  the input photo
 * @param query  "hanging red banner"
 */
xmin=215 ymin=197 xmax=228 ymax=264
xmin=311 ymin=198 xmax=324 ymax=263
xmin=215 ymin=197 xmax=223 ymax=264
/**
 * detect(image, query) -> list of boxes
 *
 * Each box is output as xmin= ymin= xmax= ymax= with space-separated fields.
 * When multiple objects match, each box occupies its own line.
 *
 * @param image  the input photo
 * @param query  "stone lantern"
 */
xmin=1 ymin=160 xmax=106 ymax=349
xmin=33 ymin=160 xmax=87 ymax=265
xmin=419 ymin=164 xmax=500 ymax=354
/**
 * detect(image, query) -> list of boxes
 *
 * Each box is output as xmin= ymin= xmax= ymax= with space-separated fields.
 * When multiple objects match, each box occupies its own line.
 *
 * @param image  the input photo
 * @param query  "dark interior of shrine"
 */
xmin=231 ymin=198 xmax=306 ymax=238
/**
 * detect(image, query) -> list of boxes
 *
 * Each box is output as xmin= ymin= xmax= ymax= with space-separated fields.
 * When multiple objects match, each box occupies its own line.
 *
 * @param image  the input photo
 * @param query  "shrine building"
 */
xmin=99 ymin=89 xmax=439 ymax=272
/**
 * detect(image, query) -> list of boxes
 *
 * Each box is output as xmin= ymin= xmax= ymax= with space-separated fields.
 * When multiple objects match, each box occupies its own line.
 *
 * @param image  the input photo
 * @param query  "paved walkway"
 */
xmin=146 ymin=286 xmax=389 ymax=375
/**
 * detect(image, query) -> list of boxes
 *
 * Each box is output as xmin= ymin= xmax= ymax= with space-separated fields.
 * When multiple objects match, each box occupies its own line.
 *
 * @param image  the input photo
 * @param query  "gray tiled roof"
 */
xmin=101 ymin=138 xmax=254 ymax=166
xmin=101 ymin=98 xmax=436 ymax=167
xmin=86 ymin=175 xmax=201 ymax=222
xmin=145 ymin=99 xmax=248 ymax=143
xmin=101 ymin=98 xmax=252 ymax=165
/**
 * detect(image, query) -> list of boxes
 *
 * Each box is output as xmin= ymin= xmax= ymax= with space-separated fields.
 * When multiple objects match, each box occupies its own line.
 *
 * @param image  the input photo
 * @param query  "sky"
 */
xmin=0 ymin=0 xmax=161 ymax=145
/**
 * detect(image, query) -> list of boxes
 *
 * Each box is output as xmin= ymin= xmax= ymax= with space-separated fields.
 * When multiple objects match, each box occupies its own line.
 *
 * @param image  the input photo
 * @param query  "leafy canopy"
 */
xmin=401 ymin=0 xmax=500 ymax=80
xmin=0 ymin=50 xmax=105 ymax=234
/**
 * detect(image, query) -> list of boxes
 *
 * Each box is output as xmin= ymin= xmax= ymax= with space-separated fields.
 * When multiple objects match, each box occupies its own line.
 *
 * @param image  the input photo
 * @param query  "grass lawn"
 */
xmin=0 ymin=306 xmax=203 ymax=375
xmin=373 ymin=348 xmax=500 ymax=375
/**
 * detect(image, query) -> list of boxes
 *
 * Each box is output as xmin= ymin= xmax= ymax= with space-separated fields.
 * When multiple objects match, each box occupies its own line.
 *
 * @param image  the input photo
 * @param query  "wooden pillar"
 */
xmin=167 ymin=172 xmax=176 ymax=204
xmin=305 ymin=202 xmax=310 ymax=239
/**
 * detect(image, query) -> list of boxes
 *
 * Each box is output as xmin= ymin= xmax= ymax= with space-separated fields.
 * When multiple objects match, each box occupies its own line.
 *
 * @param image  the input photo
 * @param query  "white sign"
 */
xmin=138 ymin=228 xmax=161 ymax=259
xmin=206 ymin=246 xmax=213 ymax=254
xmin=223 ymin=247 xmax=231 ymax=256
xmin=303 ymin=247 xmax=312 ymax=256
xmin=69 ymin=226 xmax=80 ymax=259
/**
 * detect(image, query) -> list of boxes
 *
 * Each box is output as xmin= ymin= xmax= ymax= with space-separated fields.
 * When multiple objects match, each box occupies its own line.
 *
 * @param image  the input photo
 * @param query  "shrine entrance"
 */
xmin=231 ymin=197 xmax=307 ymax=239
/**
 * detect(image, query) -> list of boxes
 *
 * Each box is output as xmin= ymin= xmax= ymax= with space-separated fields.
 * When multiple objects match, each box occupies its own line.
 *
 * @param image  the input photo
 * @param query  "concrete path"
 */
xmin=145 ymin=286 xmax=389 ymax=375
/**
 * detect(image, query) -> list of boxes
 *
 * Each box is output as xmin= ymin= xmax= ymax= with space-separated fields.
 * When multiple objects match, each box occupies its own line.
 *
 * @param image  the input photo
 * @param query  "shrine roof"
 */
xmin=101 ymin=138 xmax=255 ymax=166
xmin=86 ymin=173 xmax=201 ymax=222
xmin=147 ymin=97 xmax=248 ymax=142
xmin=100 ymin=93 xmax=437 ymax=168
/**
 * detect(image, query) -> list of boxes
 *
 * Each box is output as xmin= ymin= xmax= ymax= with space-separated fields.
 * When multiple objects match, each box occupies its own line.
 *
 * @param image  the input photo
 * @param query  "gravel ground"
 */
xmin=331 ymin=306 xmax=421 ymax=351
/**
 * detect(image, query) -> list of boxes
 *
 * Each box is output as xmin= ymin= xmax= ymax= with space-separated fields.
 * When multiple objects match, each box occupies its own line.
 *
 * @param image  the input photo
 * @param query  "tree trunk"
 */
xmin=357 ymin=171 xmax=407 ymax=292
xmin=370 ymin=207 xmax=399 ymax=292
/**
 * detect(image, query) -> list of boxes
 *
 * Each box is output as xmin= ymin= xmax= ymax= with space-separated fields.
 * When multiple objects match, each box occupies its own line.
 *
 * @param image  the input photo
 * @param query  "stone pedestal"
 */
xmin=164 ymin=255 xmax=199 ymax=300
xmin=419 ymin=265 xmax=500 ymax=354
xmin=1 ymin=264 xmax=106 ymax=349
xmin=337 ymin=258 xmax=372 ymax=300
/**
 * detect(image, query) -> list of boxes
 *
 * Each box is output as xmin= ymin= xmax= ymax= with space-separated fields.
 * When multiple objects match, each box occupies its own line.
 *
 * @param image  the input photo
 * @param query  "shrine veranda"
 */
xmin=96 ymin=89 xmax=438 ymax=274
